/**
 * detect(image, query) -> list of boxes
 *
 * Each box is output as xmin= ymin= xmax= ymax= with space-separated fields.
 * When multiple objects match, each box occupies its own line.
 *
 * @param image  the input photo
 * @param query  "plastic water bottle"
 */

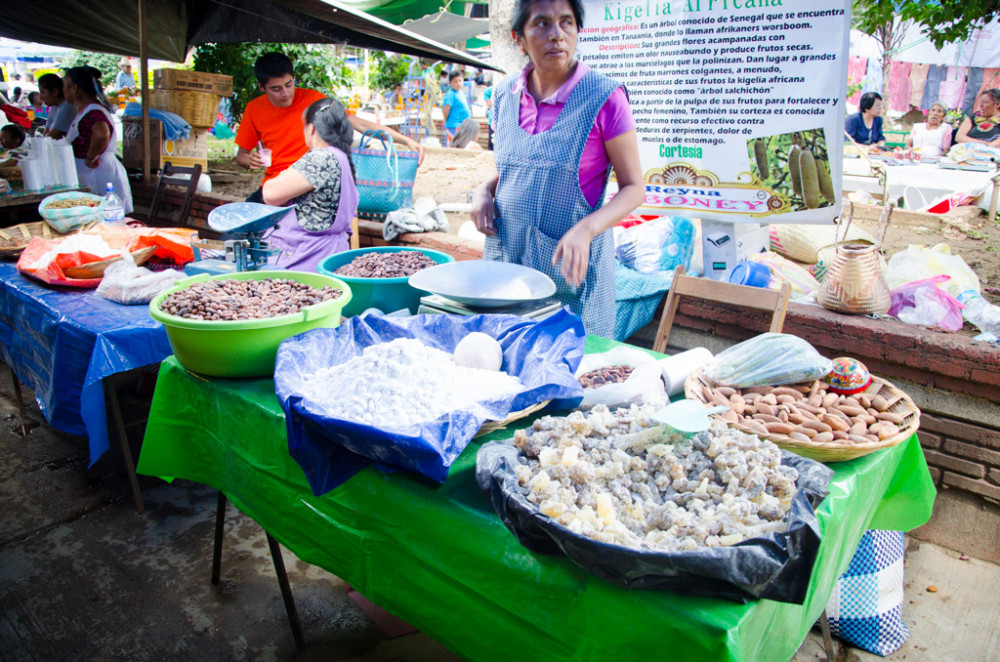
xmin=958 ymin=291 xmax=1000 ymax=338
xmin=100 ymin=182 xmax=125 ymax=224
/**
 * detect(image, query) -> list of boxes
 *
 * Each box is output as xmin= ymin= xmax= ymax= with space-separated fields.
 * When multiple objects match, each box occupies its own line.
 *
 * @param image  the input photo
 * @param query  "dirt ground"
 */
xmin=210 ymin=148 xmax=1000 ymax=311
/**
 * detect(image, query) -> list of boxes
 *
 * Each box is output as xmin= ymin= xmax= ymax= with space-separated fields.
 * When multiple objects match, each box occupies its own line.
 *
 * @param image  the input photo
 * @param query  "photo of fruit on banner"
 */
xmin=749 ymin=128 xmax=836 ymax=212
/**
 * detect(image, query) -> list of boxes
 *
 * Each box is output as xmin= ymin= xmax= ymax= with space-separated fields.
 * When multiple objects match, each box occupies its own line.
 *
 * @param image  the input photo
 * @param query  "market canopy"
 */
xmin=401 ymin=11 xmax=489 ymax=45
xmin=0 ymin=0 xmax=496 ymax=69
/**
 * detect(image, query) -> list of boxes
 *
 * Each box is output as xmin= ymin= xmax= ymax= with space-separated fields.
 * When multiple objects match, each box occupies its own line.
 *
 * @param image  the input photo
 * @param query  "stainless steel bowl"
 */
xmin=408 ymin=260 xmax=556 ymax=308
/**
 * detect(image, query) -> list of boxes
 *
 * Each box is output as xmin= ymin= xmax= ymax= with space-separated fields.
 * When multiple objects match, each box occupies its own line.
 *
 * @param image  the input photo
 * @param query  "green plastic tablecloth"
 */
xmin=138 ymin=337 xmax=936 ymax=662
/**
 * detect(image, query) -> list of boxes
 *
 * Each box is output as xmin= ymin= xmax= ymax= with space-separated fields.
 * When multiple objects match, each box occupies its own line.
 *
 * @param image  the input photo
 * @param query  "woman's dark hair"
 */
xmin=27 ymin=91 xmax=41 ymax=106
xmin=980 ymin=89 xmax=1000 ymax=106
xmin=38 ymin=73 xmax=64 ymax=96
xmin=1 ymin=124 xmax=27 ymax=148
xmin=859 ymin=91 xmax=882 ymax=114
xmin=254 ymin=52 xmax=294 ymax=87
xmin=304 ymin=97 xmax=355 ymax=178
xmin=512 ymin=0 xmax=585 ymax=37
xmin=11 ymin=87 xmax=22 ymax=102
xmin=65 ymin=66 xmax=112 ymax=110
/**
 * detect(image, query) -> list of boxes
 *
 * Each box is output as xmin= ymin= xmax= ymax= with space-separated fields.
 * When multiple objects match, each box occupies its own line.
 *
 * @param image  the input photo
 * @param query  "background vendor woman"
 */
xmin=470 ymin=0 xmax=643 ymax=337
xmin=262 ymin=97 xmax=358 ymax=272
xmin=63 ymin=66 xmax=133 ymax=214
xmin=955 ymin=89 xmax=1000 ymax=147
xmin=845 ymin=92 xmax=886 ymax=152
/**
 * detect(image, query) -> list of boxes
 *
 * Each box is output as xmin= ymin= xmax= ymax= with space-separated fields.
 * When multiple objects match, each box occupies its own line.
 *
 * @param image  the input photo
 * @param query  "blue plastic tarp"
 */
xmin=274 ymin=309 xmax=586 ymax=495
xmin=0 ymin=263 xmax=171 ymax=464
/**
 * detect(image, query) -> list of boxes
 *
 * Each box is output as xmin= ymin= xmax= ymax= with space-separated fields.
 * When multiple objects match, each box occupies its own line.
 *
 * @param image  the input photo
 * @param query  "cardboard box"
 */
xmin=122 ymin=117 xmax=208 ymax=171
xmin=154 ymin=69 xmax=233 ymax=97
xmin=701 ymin=220 xmax=768 ymax=280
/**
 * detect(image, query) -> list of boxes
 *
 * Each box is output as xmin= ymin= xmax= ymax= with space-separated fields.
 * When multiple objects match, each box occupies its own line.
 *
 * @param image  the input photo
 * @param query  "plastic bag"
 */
xmin=703 ymin=333 xmax=833 ymax=387
xmin=885 ymin=244 xmax=980 ymax=302
xmin=274 ymin=309 xmax=586 ymax=496
xmin=887 ymin=275 xmax=965 ymax=330
xmin=748 ymin=252 xmax=820 ymax=298
xmin=476 ymin=441 xmax=832 ymax=603
xmin=614 ymin=216 xmax=695 ymax=274
xmin=575 ymin=346 xmax=667 ymax=409
xmin=96 ymin=248 xmax=186 ymax=305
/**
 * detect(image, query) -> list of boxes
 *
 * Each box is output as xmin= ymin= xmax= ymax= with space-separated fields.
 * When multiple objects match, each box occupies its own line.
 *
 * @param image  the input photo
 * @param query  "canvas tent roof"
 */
xmin=0 ymin=0 xmax=495 ymax=69
xmin=401 ymin=12 xmax=489 ymax=45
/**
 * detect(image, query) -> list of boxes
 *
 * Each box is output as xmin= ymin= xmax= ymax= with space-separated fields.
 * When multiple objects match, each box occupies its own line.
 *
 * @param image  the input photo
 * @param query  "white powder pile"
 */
xmin=30 ymin=234 xmax=117 ymax=270
xmin=300 ymin=338 xmax=523 ymax=430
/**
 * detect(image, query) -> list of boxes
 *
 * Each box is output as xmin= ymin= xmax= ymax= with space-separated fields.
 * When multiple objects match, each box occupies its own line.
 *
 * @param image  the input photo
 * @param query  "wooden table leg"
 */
xmin=104 ymin=377 xmax=145 ymax=515
xmin=819 ymin=609 xmax=835 ymax=662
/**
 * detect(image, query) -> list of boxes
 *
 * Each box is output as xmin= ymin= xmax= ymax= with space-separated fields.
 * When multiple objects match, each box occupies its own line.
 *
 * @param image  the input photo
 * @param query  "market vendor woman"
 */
xmin=470 ymin=0 xmax=643 ymax=337
xmin=63 ymin=66 xmax=133 ymax=214
xmin=844 ymin=92 xmax=887 ymax=151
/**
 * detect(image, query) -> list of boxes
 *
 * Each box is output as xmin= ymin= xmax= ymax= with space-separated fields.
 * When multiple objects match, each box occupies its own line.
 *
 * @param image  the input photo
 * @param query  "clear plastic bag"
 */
xmin=96 ymin=249 xmax=185 ymax=305
xmin=703 ymin=333 xmax=833 ymax=387
xmin=614 ymin=216 xmax=695 ymax=274
xmin=885 ymin=244 xmax=980 ymax=301
xmin=575 ymin=346 xmax=667 ymax=409
xmin=888 ymin=275 xmax=965 ymax=331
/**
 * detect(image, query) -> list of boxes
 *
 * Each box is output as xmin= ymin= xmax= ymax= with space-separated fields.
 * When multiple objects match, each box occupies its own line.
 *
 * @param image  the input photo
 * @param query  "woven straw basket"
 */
xmin=818 ymin=201 xmax=893 ymax=315
xmin=149 ymin=90 xmax=219 ymax=128
xmin=684 ymin=369 xmax=920 ymax=463
xmin=0 ymin=221 xmax=98 ymax=259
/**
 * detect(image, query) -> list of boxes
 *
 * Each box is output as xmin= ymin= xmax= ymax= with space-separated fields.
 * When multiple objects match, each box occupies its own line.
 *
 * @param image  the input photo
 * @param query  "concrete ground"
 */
xmin=1 ymin=367 xmax=998 ymax=662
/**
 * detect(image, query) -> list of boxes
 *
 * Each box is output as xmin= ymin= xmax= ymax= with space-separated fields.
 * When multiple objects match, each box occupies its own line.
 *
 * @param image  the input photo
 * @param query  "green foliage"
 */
xmin=60 ymin=50 xmax=127 ymax=87
xmin=370 ymin=53 xmax=414 ymax=92
xmin=191 ymin=43 xmax=352 ymax=121
xmin=854 ymin=0 xmax=1000 ymax=49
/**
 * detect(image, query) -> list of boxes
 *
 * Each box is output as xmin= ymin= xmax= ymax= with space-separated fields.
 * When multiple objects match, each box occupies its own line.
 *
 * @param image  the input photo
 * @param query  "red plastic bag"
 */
xmin=888 ymin=275 xmax=965 ymax=331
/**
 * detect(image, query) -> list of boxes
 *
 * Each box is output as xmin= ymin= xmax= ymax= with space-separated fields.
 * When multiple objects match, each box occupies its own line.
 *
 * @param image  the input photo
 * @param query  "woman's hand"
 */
xmin=85 ymin=154 xmax=101 ymax=169
xmin=553 ymin=216 xmax=596 ymax=287
xmin=471 ymin=175 xmax=499 ymax=236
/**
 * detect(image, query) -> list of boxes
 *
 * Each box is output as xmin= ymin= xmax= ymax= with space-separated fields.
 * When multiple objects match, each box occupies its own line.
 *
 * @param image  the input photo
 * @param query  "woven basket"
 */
xmin=684 ymin=369 xmax=920 ymax=462
xmin=0 ymin=221 xmax=98 ymax=259
xmin=62 ymin=246 xmax=157 ymax=279
xmin=769 ymin=223 xmax=875 ymax=264
xmin=475 ymin=400 xmax=551 ymax=438
xmin=149 ymin=89 xmax=219 ymax=128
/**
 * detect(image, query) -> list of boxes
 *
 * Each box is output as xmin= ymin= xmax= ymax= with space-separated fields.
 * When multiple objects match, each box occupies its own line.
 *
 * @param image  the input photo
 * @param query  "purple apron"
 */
xmin=268 ymin=146 xmax=359 ymax=272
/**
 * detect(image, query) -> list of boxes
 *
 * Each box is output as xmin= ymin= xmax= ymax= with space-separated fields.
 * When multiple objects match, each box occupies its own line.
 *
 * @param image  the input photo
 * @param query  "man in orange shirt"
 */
xmin=236 ymin=52 xmax=424 ymax=202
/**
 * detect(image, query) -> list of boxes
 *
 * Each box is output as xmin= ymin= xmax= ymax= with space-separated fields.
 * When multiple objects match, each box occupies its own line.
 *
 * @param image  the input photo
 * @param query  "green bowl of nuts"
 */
xmin=149 ymin=270 xmax=352 ymax=378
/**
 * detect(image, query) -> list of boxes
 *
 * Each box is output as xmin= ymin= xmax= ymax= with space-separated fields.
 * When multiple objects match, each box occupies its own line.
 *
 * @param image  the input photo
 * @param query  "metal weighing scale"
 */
xmin=185 ymin=202 xmax=292 ymax=276
xmin=410 ymin=260 xmax=562 ymax=319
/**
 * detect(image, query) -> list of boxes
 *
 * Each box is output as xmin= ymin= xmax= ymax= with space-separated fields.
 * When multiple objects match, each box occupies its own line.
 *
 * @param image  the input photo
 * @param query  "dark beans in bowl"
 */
xmin=334 ymin=251 xmax=438 ymax=278
xmin=159 ymin=278 xmax=342 ymax=321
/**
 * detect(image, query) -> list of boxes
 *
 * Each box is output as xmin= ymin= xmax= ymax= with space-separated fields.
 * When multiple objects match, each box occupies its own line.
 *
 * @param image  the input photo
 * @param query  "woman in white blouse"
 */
xmin=906 ymin=102 xmax=952 ymax=157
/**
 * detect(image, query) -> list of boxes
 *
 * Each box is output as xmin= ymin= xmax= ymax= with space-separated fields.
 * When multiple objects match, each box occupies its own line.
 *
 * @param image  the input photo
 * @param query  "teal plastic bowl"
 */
xmin=317 ymin=246 xmax=455 ymax=317
xmin=148 ymin=270 xmax=352 ymax=378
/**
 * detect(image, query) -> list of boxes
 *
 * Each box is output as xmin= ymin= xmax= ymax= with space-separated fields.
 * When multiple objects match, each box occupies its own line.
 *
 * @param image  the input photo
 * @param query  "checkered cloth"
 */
xmin=614 ymin=261 xmax=676 ymax=341
xmin=826 ymin=530 xmax=910 ymax=656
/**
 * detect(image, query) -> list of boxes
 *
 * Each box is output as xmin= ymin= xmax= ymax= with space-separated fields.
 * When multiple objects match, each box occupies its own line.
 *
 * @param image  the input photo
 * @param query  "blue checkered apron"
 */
xmin=485 ymin=69 xmax=620 ymax=338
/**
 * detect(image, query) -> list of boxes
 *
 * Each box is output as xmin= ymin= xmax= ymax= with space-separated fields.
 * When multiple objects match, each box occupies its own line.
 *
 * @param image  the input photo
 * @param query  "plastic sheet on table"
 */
xmin=274 ymin=309 xmax=586 ymax=495
xmin=477 ymin=442 xmax=832 ymax=603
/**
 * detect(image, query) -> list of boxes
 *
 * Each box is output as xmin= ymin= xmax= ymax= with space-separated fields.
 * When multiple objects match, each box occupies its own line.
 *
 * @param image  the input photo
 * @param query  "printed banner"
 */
xmin=577 ymin=0 xmax=851 ymax=223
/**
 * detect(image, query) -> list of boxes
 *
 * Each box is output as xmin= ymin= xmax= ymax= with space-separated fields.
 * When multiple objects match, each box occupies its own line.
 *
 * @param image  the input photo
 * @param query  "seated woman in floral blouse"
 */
xmin=262 ymin=97 xmax=359 ymax=272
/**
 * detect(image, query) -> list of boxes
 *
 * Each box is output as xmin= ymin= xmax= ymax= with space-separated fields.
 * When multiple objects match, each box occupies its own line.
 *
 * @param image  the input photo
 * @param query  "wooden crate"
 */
xmin=154 ymin=69 xmax=233 ymax=97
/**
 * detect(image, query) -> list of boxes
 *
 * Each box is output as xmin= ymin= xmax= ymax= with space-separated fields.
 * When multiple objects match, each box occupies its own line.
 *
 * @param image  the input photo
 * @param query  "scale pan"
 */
xmin=208 ymin=202 xmax=293 ymax=234
xmin=409 ymin=260 xmax=556 ymax=308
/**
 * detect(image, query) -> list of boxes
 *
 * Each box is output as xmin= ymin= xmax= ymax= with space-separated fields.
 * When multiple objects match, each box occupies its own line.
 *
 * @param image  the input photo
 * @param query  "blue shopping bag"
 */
xmin=351 ymin=130 xmax=419 ymax=215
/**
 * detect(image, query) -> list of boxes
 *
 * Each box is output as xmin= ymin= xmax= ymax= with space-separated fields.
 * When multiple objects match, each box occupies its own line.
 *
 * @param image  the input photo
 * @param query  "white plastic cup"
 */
xmin=258 ymin=148 xmax=272 ymax=168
